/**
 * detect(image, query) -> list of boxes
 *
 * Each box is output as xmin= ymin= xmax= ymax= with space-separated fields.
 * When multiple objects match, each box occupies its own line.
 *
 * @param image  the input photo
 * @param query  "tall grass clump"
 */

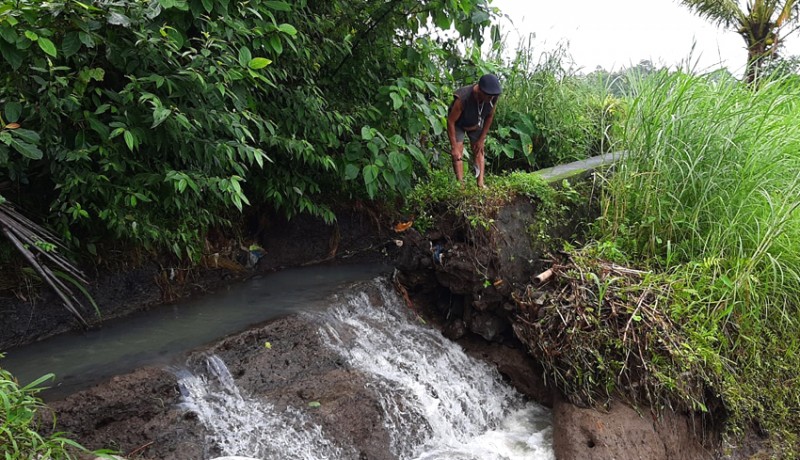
xmin=486 ymin=37 xmax=622 ymax=172
xmin=597 ymin=70 xmax=800 ymax=444
xmin=0 ymin=356 xmax=112 ymax=458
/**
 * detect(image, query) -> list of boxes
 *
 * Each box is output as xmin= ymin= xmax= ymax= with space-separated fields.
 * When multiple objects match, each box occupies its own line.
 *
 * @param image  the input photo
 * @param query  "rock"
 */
xmin=468 ymin=312 xmax=508 ymax=342
xmin=552 ymin=395 xmax=712 ymax=460
xmin=442 ymin=319 xmax=466 ymax=340
xmin=210 ymin=457 xmax=260 ymax=460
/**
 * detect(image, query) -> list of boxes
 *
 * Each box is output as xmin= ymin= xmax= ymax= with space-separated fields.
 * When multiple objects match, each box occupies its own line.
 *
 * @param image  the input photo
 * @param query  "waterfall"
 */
xmin=177 ymin=355 xmax=348 ymax=460
xmin=179 ymin=278 xmax=554 ymax=459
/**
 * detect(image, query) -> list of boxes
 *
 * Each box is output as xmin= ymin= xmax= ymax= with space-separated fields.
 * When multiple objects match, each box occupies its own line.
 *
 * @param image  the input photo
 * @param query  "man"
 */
xmin=446 ymin=74 xmax=502 ymax=188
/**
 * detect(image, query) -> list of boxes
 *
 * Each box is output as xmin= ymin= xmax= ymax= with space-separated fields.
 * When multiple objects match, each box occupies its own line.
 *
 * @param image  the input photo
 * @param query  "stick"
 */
xmin=534 ymin=268 xmax=553 ymax=283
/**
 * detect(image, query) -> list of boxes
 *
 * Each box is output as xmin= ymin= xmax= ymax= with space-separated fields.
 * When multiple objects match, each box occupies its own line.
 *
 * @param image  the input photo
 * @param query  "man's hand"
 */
xmin=474 ymin=138 xmax=485 ymax=155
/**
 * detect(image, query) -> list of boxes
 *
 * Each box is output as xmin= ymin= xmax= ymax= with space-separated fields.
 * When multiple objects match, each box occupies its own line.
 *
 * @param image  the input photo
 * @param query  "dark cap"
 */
xmin=478 ymin=74 xmax=502 ymax=95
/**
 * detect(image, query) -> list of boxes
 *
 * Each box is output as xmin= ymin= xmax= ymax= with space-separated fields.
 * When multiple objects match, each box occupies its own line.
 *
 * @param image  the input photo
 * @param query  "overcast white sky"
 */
xmin=491 ymin=0 xmax=800 ymax=76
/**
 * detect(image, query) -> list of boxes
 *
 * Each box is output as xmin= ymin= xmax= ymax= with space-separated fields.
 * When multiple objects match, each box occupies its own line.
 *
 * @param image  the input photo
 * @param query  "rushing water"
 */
xmin=1 ymin=263 xmax=388 ymax=398
xmin=178 ymin=355 xmax=348 ymax=460
xmin=179 ymin=279 xmax=554 ymax=460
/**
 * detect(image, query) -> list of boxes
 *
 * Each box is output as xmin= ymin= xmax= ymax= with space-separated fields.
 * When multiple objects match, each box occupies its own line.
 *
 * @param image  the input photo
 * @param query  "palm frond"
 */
xmin=679 ymin=0 xmax=745 ymax=27
xmin=0 ymin=201 xmax=90 ymax=327
xmin=775 ymin=0 xmax=800 ymax=27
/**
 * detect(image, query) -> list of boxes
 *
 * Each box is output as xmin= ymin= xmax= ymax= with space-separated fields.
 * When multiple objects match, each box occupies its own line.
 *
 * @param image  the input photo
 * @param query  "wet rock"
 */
xmin=196 ymin=314 xmax=396 ymax=460
xmin=457 ymin=337 xmax=553 ymax=407
xmin=46 ymin=367 xmax=209 ymax=460
xmin=442 ymin=319 xmax=467 ymax=340
xmin=468 ymin=312 xmax=508 ymax=342
xmin=45 ymin=307 xmax=398 ymax=460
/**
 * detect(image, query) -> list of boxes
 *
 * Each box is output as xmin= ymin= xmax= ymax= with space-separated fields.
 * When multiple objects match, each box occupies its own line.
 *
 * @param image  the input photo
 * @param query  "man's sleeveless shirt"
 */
xmin=453 ymin=85 xmax=480 ymax=129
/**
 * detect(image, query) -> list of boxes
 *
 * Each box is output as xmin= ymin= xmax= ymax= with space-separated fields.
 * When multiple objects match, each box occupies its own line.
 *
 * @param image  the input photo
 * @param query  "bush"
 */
xmin=0 ymin=355 xmax=111 ymax=458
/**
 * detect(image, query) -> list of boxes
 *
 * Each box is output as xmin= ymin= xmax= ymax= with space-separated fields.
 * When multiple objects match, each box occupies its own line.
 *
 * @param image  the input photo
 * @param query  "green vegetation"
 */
xmin=523 ymin=69 xmax=800 ymax=451
xmin=601 ymin=69 xmax=800 ymax=443
xmin=3 ymin=0 xmax=800 ymax=455
xmin=0 ymin=0 xmax=496 ymax=261
xmin=487 ymin=41 xmax=619 ymax=172
xmin=404 ymin=168 xmax=561 ymax=233
xmin=405 ymin=44 xmax=800 ymax=452
xmin=0 ymin=354 xmax=112 ymax=458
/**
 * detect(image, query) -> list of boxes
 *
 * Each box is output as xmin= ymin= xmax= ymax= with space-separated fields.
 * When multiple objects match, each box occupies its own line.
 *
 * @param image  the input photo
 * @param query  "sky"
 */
xmin=490 ymin=0 xmax=800 ymax=76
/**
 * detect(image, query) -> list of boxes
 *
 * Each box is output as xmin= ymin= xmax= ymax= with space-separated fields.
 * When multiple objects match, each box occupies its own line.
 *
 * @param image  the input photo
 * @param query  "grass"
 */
xmin=485 ymin=37 xmax=621 ymax=172
xmin=589 ymin=69 xmax=800 ymax=449
xmin=0 ymin=354 xmax=115 ymax=458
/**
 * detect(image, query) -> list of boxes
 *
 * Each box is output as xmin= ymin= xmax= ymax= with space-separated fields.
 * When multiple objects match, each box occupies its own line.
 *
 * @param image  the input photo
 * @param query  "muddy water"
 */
xmin=1 ymin=263 xmax=389 ymax=399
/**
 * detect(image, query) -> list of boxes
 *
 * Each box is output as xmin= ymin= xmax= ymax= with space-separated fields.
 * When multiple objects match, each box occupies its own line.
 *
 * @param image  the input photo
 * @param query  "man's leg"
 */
xmin=451 ymin=126 xmax=467 ymax=183
xmin=451 ymin=141 xmax=465 ymax=182
xmin=469 ymin=132 xmax=486 ymax=187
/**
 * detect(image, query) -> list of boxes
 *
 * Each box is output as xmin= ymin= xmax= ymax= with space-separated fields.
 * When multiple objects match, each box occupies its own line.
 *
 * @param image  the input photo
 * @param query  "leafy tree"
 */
xmin=0 ymin=0 xmax=496 ymax=262
xmin=678 ymin=0 xmax=800 ymax=83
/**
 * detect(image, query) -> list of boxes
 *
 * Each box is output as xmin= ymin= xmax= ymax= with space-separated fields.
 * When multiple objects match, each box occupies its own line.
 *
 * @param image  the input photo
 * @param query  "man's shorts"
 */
xmin=454 ymin=125 xmax=482 ymax=144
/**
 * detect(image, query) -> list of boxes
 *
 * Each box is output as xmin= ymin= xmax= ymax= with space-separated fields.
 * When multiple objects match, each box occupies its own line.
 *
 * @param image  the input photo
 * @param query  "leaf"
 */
xmin=24 ymin=30 xmax=39 ymax=41
xmin=269 ymin=35 xmax=283 ymax=54
xmin=277 ymin=23 xmax=297 ymax=36
xmin=0 ymin=41 xmax=23 ymax=70
xmin=61 ymin=32 xmax=81 ymax=57
xmin=10 ymin=140 xmax=42 ymax=160
xmin=201 ymin=0 xmax=213 ymax=12
xmin=388 ymin=151 xmax=405 ymax=172
xmin=265 ymin=1 xmax=292 ymax=12
xmin=344 ymin=163 xmax=359 ymax=180
xmin=12 ymin=129 xmax=39 ymax=144
xmin=123 ymin=130 xmax=135 ymax=151
xmin=360 ymin=126 xmax=374 ymax=141
xmin=165 ymin=27 xmax=184 ymax=48
xmin=519 ymin=132 xmax=533 ymax=156
xmin=78 ymin=31 xmax=95 ymax=48
xmin=107 ymin=12 xmax=132 ymax=27
xmin=363 ymin=164 xmax=379 ymax=185
xmin=38 ymin=37 xmax=57 ymax=57
xmin=390 ymin=92 xmax=403 ymax=110
xmin=238 ymin=46 xmax=252 ymax=67
xmin=152 ymin=106 xmax=172 ymax=128
xmin=4 ymin=102 xmax=22 ymax=123
xmin=406 ymin=145 xmax=426 ymax=164
xmin=248 ymin=57 xmax=272 ymax=69
xmin=264 ymin=341 xmax=272 ymax=349
xmin=4 ymin=122 xmax=19 ymax=129
xmin=394 ymin=221 xmax=413 ymax=232
xmin=307 ymin=401 xmax=321 ymax=408
xmin=0 ymin=24 xmax=17 ymax=44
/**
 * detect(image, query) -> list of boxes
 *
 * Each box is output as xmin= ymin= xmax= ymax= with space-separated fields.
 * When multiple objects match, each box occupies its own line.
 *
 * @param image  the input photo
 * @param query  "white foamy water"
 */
xmin=320 ymin=280 xmax=554 ymax=460
xmin=177 ymin=355 xmax=347 ymax=460
xmin=180 ymin=278 xmax=554 ymax=459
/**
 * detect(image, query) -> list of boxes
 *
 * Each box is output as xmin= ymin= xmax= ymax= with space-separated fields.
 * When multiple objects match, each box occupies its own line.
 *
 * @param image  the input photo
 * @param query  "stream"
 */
xmin=1 ymin=263 xmax=388 ymax=398
xmin=2 ymin=263 xmax=554 ymax=459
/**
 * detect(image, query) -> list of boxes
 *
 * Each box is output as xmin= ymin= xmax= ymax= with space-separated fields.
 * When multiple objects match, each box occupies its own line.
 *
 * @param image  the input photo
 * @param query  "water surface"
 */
xmin=1 ymin=263 xmax=390 ymax=399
